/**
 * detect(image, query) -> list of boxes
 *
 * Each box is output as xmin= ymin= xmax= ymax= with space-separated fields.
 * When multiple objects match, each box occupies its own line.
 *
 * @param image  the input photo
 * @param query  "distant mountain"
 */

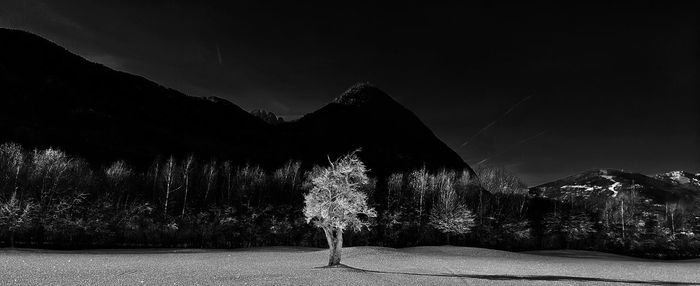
xmin=654 ymin=171 xmax=700 ymax=189
xmin=250 ymin=109 xmax=284 ymax=125
xmin=278 ymin=83 xmax=471 ymax=176
xmin=530 ymin=169 xmax=699 ymax=206
xmin=0 ymin=28 xmax=469 ymax=174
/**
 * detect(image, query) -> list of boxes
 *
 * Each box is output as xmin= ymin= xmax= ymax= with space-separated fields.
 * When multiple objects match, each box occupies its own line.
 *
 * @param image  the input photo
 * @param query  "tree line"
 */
xmin=0 ymin=142 xmax=698 ymax=258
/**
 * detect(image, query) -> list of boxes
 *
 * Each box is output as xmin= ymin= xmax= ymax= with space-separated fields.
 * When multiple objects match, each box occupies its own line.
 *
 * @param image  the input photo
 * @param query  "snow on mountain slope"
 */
xmin=655 ymin=171 xmax=700 ymax=188
xmin=530 ymin=169 xmax=698 ymax=205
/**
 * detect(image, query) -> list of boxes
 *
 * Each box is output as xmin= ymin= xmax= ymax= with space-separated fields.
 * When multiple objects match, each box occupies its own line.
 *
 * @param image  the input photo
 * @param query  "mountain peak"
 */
xmin=292 ymin=82 xmax=470 ymax=174
xmin=251 ymin=109 xmax=284 ymax=125
xmin=333 ymin=82 xmax=396 ymax=107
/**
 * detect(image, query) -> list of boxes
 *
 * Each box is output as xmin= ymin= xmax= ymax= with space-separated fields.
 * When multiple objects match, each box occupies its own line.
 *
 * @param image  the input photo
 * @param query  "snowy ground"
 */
xmin=1 ymin=246 xmax=698 ymax=285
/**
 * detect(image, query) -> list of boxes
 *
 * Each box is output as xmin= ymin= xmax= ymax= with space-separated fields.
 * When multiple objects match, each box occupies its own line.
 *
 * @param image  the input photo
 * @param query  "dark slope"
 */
xmin=529 ymin=169 xmax=699 ymax=207
xmin=0 ymin=29 xmax=470 ymax=174
xmin=0 ymin=28 xmax=274 ymax=166
xmin=279 ymin=83 xmax=470 ymax=175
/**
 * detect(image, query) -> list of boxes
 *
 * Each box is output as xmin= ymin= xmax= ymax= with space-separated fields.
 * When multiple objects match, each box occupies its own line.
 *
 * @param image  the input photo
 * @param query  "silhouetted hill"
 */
xmin=0 ymin=28 xmax=276 ymax=166
xmin=0 ymin=29 xmax=469 ymax=174
xmin=280 ymin=83 xmax=470 ymax=175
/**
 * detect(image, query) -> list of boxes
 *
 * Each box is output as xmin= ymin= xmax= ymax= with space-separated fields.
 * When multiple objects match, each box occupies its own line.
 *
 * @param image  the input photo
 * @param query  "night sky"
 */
xmin=1 ymin=1 xmax=697 ymax=185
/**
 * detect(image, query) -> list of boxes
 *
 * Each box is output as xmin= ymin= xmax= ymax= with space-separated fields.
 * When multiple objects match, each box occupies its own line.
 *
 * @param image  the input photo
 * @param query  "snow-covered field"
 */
xmin=1 ymin=246 xmax=698 ymax=285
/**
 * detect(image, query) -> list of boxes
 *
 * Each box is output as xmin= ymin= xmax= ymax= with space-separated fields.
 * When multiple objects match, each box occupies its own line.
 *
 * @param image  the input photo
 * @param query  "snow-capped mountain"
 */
xmin=529 ymin=169 xmax=698 ymax=205
xmin=654 ymin=171 xmax=700 ymax=188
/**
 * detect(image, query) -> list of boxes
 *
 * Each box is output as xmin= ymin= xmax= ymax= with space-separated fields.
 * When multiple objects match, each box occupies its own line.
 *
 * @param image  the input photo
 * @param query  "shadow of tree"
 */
xmin=328 ymin=264 xmax=698 ymax=285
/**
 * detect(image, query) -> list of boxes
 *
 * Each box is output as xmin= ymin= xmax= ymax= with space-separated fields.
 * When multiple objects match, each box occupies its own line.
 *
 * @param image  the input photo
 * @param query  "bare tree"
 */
xmin=274 ymin=160 xmax=302 ymax=188
xmin=475 ymin=165 xmax=527 ymax=225
xmin=429 ymin=176 xmax=475 ymax=244
xmin=236 ymin=164 xmax=266 ymax=208
xmin=476 ymin=165 xmax=526 ymax=194
xmin=409 ymin=167 xmax=430 ymax=220
xmin=29 ymin=149 xmax=73 ymax=219
xmin=0 ymin=192 xmax=34 ymax=247
xmin=148 ymin=157 xmax=161 ymax=199
xmin=303 ymin=151 xmax=376 ymax=266
xmin=161 ymin=156 xmax=179 ymax=217
xmin=202 ymin=159 xmax=218 ymax=203
xmin=180 ymin=155 xmax=195 ymax=216
xmin=0 ymin=143 xmax=25 ymax=199
xmin=386 ymin=173 xmax=403 ymax=210
xmin=104 ymin=160 xmax=134 ymax=210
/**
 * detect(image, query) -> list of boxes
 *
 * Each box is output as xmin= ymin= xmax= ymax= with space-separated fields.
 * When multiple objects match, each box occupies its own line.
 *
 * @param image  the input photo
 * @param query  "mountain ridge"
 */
xmin=654 ymin=171 xmax=700 ymax=188
xmin=0 ymin=28 xmax=277 ymax=167
xmin=281 ymin=82 xmax=471 ymax=175
xmin=530 ymin=168 xmax=699 ymax=206
xmin=0 ymin=28 xmax=469 ymax=174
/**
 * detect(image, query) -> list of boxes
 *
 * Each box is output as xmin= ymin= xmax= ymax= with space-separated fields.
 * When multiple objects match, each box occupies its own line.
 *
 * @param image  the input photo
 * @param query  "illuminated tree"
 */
xmin=303 ymin=151 xmax=376 ymax=266
xmin=0 ymin=192 xmax=34 ymax=247
xmin=0 ymin=143 xmax=25 ymax=198
xmin=161 ymin=156 xmax=179 ymax=217
xmin=429 ymin=177 xmax=475 ymax=243
xmin=104 ymin=160 xmax=134 ymax=210
xmin=409 ymin=167 xmax=430 ymax=221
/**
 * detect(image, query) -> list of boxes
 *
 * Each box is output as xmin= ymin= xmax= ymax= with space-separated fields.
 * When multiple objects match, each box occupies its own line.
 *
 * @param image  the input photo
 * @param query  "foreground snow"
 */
xmin=0 ymin=246 xmax=698 ymax=285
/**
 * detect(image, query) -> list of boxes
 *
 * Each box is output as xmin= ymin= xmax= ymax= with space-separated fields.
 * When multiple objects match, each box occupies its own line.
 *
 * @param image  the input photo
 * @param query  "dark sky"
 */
xmin=1 ymin=1 xmax=697 ymax=185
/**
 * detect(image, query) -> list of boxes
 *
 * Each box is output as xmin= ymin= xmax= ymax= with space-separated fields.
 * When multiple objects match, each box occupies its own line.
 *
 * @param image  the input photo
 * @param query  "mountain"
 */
xmin=0 ymin=28 xmax=469 ymax=174
xmin=654 ymin=171 xmax=700 ymax=189
xmin=529 ymin=169 xmax=699 ymax=206
xmin=0 ymin=28 xmax=276 ymax=167
xmin=250 ymin=109 xmax=284 ymax=125
xmin=278 ymin=83 xmax=471 ymax=175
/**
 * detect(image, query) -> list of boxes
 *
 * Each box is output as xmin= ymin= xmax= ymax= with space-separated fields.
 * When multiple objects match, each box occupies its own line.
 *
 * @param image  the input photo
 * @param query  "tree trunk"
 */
xmin=163 ymin=188 xmax=170 ymax=217
xmin=621 ymin=200 xmax=625 ymax=242
xmin=330 ymin=229 xmax=343 ymax=266
xmin=204 ymin=175 xmax=212 ymax=203
xmin=14 ymin=166 xmax=21 ymax=198
xmin=10 ymin=231 xmax=15 ymax=247
xmin=671 ymin=211 xmax=675 ymax=234
xmin=181 ymin=176 xmax=189 ymax=217
xmin=324 ymin=227 xmax=343 ymax=266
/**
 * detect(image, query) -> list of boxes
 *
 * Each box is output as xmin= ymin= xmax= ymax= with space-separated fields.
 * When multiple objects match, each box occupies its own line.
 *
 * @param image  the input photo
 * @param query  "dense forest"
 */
xmin=0 ymin=142 xmax=698 ymax=258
